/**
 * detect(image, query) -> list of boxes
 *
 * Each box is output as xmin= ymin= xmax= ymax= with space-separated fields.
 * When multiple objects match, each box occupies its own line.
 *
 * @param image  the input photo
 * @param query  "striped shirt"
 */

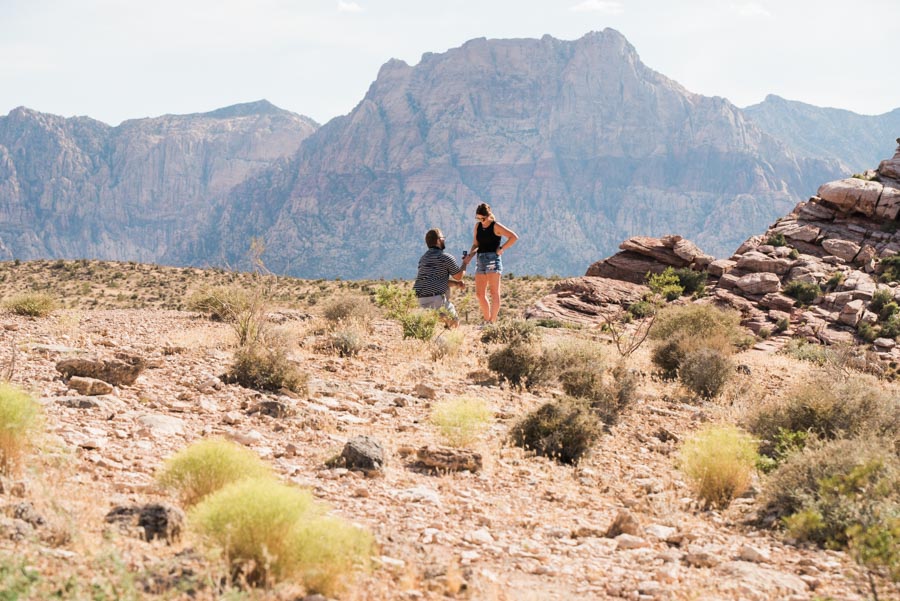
xmin=413 ymin=247 xmax=463 ymax=297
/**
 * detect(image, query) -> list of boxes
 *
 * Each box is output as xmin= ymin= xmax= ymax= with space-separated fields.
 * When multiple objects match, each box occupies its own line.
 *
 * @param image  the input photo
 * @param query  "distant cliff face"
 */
xmin=0 ymin=100 xmax=317 ymax=263
xmin=744 ymin=95 xmax=900 ymax=174
xmin=211 ymin=30 xmax=846 ymax=278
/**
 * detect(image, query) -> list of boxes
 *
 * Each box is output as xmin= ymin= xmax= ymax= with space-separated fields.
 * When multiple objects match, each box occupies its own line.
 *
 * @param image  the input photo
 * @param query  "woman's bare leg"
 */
xmin=475 ymin=273 xmax=491 ymax=321
xmin=486 ymin=272 xmax=502 ymax=322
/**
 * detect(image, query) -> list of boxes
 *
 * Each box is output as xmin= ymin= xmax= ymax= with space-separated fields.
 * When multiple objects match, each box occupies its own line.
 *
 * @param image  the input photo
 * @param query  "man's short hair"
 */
xmin=425 ymin=228 xmax=443 ymax=247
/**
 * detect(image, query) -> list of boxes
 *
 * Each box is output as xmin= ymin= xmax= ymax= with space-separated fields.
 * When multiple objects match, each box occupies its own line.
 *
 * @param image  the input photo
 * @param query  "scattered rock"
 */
xmin=66 ymin=376 xmax=114 ymax=396
xmin=56 ymin=353 xmax=145 ymax=386
xmin=413 ymin=446 xmax=482 ymax=473
xmin=105 ymin=503 xmax=184 ymax=543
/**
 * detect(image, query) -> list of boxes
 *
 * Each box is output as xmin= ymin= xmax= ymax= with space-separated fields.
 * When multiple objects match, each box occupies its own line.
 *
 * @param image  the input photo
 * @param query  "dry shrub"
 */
xmin=324 ymin=322 xmax=366 ymax=357
xmin=3 ymin=292 xmax=56 ymax=317
xmin=226 ymin=334 xmax=308 ymax=394
xmin=0 ymin=382 xmax=42 ymax=475
xmin=679 ymin=346 xmax=734 ymax=399
xmin=187 ymin=285 xmax=252 ymax=321
xmin=431 ymin=329 xmax=465 ymax=361
xmin=322 ymin=294 xmax=375 ymax=326
xmin=480 ymin=320 xmax=540 ymax=345
xmin=747 ymin=372 xmax=900 ymax=458
xmin=678 ymin=425 xmax=758 ymax=509
xmin=509 ymin=397 xmax=603 ymax=465
xmin=649 ymin=303 xmax=744 ymax=344
xmin=431 ymin=397 xmax=492 ymax=447
xmin=487 ymin=342 xmax=549 ymax=390
xmin=190 ymin=478 xmax=373 ymax=594
xmin=760 ymin=438 xmax=900 ymax=551
xmin=156 ymin=437 xmax=274 ymax=507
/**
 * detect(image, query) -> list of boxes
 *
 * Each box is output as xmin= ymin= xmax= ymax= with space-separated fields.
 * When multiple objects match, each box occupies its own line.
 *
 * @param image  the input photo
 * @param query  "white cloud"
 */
xmin=736 ymin=3 xmax=772 ymax=18
xmin=338 ymin=0 xmax=363 ymax=13
xmin=569 ymin=0 xmax=624 ymax=14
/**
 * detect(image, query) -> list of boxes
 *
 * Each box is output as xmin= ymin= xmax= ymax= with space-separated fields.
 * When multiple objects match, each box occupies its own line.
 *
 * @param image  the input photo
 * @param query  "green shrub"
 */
xmin=480 ymin=320 xmax=540 ymax=345
xmin=157 ymin=437 xmax=274 ymax=507
xmin=373 ymin=283 xmax=416 ymax=319
xmin=858 ymin=321 xmax=879 ymax=343
xmin=4 ymin=293 xmax=56 ymax=317
xmin=766 ymin=233 xmax=787 ymax=247
xmin=627 ymin=300 xmax=657 ymax=318
xmin=783 ymin=280 xmax=822 ymax=306
xmin=288 ymin=514 xmax=375 ymax=596
xmin=678 ymin=346 xmax=733 ymax=399
xmin=869 ymin=289 xmax=894 ymax=316
xmin=825 ymin=271 xmax=845 ymax=290
xmin=673 ymin=267 xmax=708 ymax=296
xmin=761 ymin=438 xmax=900 ymax=553
xmin=487 ymin=342 xmax=549 ymax=390
xmin=755 ymin=428 xmax=810 ymax=474
xmin=880 ymin=314 xmax=900 ymax=339
xmin=399 ymin=309 xmax=440 ymax=340
xmin=431 ymin=397 xmax=492 ymax=447
xmin=879 ymin=255 xmax=900 ymax=283
xmin=647 ymin=267 xmax=684 ymax=301
xmin=225 ymin=340 xmax=308 ymax=394
xmin=880 ymin=302 xmax=900 ymax=322
xmin=679 ymin=425 xmax=758 ymax=509
xmin=0 ymin=383 xmax=42 ymax=476
xmin=774 ymin=317 xmax=789 ymax=333
xmin=509 ymin=397 xmax=603 ymax=465
xmin=746 ymin=373 xmax=899 ymax=459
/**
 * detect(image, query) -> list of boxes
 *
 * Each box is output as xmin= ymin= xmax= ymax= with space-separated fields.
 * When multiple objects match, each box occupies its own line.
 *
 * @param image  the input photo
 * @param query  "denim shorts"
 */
xmin=417 ymin=294 xmax=458 ymax=320
xmin=476 ymin=252 xmax=502 ymax=275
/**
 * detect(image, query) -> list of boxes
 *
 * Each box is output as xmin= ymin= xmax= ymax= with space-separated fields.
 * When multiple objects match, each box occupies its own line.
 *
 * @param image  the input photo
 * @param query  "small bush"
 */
xmin=869 ymin=288 xmax=894 ymax=316
xmin=679 ymin=425 xmax=758 ymax=509
xmin=398 ymin=309 xmax=440 ymax=340
xmin=0 ymin=383 xmax=42 ymax=476
xmin=647 ymin=268 xmax=683 ymax=301
xmin=672 ymin=267 xmax=708 ymax=296
xmin=480 ymin=320 xmax=540 ymax=345
xmin=226 ymin=340 xmax=308 ymax=394
xmin=879 ymin=255 xmax=900 ymax=283
xmin=431 ymin=397 xmax=492 ymax=447
xmin=774 ymin=317 xmax=789 ymax=333
xmin=627 ymin=300 xmax=657 ymax=318
xmin=679 ymin=346 xmax=733 ymax=399
xmin=858 ymin=321 xmax=878 ymax=343
xmin=288 ymin=514 xmax=374 ymax=596
xmin=746 ymin=373 xmax=900 ymax=458
xmin=649 ymin=304 xmax=744 ymax=344
xmin=880 ymin=301 xmax=900 ymax=323
xmin=430 ymin=329 xmax=465 ymax=361
xmin=509 ymin=397 xmax=603 ymax=465
xmin=783 ymin=280 xmax=822 ymax=306
xmin=880 ymin=314 xmax=900 ymax=339
xmin=779 ymin=339 xmax=828 ymax=365
xmin=326 ymin=324 xmax=365 ymax=357
xmin=761 ymin=438 xmax=900 ymax=552
xmin=157 ymin=437 xmax=274 ymax=507
xmin=825 ymin=271 xmax=845 ymax=290
xmin=766 ymin=233 xmax=787 ymax=247
xmin=187 ymin=285 xmax=251 ymax=321
xmin=487 ymin=342 xmax=549 ymax=390
xmin=322 ymin=294 xmax=375 ymax=325
xmin=373 ymin=283 xmax=416 ymax=319
xmin=4 ymin=293 xmax=56 ymax=317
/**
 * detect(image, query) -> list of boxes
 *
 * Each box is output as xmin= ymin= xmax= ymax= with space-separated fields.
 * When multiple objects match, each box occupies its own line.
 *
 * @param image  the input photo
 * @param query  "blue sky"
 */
xmin=1 ymin=0 xmax=897 ymax=125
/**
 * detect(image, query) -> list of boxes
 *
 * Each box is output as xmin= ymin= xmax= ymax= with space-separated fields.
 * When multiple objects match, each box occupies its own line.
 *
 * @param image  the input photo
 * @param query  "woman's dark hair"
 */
xmin=476 ymin=203 xmax=493 ymax=218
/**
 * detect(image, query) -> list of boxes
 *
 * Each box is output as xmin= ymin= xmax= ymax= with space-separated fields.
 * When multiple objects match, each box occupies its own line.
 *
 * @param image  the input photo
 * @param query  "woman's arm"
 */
xmin=469 ymin=224 xmax=479 ymax=256
xmin=493 ymin=222 xmax=518 ymax=256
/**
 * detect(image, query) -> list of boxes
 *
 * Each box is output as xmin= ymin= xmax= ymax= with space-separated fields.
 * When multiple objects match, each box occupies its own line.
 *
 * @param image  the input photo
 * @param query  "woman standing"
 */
xmin=467 ymin=202 xmax=518 ymax=324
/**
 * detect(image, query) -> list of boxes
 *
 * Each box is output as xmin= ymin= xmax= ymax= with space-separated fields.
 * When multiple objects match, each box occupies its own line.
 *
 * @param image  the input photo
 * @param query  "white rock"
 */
xmin=615 ymin=534 xmax=648 ymax=550
xmin=738 ymin=544 xmax=771 ymax=563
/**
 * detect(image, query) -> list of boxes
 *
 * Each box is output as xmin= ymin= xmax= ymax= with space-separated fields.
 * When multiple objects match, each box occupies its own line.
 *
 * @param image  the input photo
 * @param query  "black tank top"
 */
xmin=477 ymin=221 xmax=502 ymax=253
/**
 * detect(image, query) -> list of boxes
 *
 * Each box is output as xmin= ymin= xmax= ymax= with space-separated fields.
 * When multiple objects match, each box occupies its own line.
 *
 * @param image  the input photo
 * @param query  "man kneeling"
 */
xmin=413 ymin=228 xmax=471 ymax=328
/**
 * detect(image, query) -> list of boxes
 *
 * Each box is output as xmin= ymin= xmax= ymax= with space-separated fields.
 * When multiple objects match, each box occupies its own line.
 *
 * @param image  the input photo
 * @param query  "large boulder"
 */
xmin=55 ymin=353 xmax=145 ymax=387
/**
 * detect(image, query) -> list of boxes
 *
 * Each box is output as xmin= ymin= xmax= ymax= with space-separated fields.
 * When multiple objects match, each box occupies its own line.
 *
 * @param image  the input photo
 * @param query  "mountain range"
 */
xmin=1 ymin=29 xmax=897 ymax=278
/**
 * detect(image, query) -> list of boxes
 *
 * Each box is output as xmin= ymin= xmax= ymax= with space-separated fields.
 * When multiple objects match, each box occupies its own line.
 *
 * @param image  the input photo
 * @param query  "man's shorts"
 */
xmin=476 ymin=252 xmax=502 ymax=275
xmin=417 ymin=294 xmax=458 ymax=320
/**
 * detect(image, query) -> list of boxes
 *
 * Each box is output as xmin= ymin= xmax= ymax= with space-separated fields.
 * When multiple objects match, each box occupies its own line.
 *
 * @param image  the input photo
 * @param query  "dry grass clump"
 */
xmin=3 ymin=292 xmax=56 ymax=317
xmin=430 ymin=329 xmax=465 ymax=361
xmin=509 ymin=397 xmax=603 ymax=465
xmin=678 ymin=425 xmax=758 ymax=509
xmin=746 ymin=372 xmax=900 ymax=460
xmin=156 ymin=437 xmax=274 ymax=507
xmin=190 ymin=478 xmax=373 ymax=594
xmin=431 ymin=397 xmax=492 ymax=447
xmin=324 ymin=322 xmax=367 ymax=357
xmin=225 ymin=334 xmax=308 ymax=394
xmin=187 ymin=285 xmax=252 ymax=321
xmin=678 ymin=345 xmax=734 ymax=399
xmin=0 ymin=382 xmax=42 ymax=475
